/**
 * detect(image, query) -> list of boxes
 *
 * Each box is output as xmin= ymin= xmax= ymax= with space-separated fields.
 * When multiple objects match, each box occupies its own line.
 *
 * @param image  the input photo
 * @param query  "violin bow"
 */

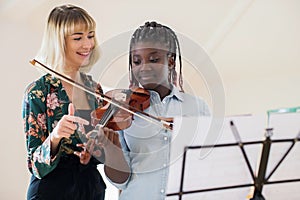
xmin=30 ymin=59 xmax=173 ymax=130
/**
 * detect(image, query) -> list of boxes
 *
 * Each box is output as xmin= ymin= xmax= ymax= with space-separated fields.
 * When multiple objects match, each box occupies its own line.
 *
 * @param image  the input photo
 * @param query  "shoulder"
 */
xmin=24 ymin=75 xmax=47 ymax=92
xmin=24 ymin=74 xmax=49 ymax=101
xmin=180 ymin=92 xmax=211 ymax=116
xmin=181 ymin=92 xmax=204 ymax=104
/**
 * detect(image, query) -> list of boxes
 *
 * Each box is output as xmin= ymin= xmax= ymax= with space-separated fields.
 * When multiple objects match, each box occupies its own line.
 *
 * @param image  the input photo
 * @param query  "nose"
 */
xmin=140 ymin=63 xmax=152 ymax=72
xmin=82 ymin=38 xmax=93 ymax=49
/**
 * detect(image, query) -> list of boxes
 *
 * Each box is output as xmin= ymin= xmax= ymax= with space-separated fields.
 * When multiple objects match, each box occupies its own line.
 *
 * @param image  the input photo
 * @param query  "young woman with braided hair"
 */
xmin=107 ymin=21 xmax=210 ymax=200
xmin=129 ymin=21 xmax=185 ymax=94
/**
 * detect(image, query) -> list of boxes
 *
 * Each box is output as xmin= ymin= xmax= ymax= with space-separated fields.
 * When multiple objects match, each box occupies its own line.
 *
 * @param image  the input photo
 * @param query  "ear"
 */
xmin=168 ymin=56 xmax=175 ymax=68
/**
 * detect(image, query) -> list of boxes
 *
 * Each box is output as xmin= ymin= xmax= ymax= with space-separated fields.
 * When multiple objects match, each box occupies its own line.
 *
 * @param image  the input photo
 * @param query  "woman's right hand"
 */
xmin=50 ymin=103 xmax=89 ymax=154
xmin=51 ymin=103 xmax=89 ymax=141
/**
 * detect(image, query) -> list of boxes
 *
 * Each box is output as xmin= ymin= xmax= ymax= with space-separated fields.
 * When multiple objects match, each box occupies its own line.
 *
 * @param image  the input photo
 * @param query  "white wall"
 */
xmin=0 ymin=0 xmax=299 ymax=199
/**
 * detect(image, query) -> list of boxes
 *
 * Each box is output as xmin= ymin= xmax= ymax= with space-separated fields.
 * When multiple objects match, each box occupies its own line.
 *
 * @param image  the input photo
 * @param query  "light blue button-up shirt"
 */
xmin=109 ymin=86 xmax=210 ymax=200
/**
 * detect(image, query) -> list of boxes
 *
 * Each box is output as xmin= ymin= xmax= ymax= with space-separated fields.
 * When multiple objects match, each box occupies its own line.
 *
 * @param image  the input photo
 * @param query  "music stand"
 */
xmin=166 ymin=113 xmax=300 ymax=200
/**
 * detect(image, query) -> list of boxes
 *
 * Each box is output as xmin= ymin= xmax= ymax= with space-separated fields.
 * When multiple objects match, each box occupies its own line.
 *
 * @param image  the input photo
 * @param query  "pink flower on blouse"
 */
xmin=46 ymin=93 xmax=59 ymax=110
xmin=37 ymin=113 xmax=47 ymax=131
xmin=28 ymin=127 xmax=38 ymax=137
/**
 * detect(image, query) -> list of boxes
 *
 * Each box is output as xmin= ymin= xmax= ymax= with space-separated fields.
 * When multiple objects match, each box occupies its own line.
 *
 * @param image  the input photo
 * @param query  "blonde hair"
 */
xmin=36 ymin=4 xmax=100 ymax=73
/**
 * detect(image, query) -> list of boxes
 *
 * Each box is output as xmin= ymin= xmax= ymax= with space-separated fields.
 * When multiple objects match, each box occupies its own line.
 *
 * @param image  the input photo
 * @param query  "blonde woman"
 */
xmin=22 ymin=4 xmax=128 ymax=200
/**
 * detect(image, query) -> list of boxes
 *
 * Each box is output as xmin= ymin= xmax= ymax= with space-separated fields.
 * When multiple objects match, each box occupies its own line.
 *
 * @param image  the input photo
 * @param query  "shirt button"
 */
xmin=160 ymin=189 xmax=165 ymax=193
xmin=163 ymin=163 xmax=167 ymax=167
xmin=163 ymin=136 xmax=168 ymax=141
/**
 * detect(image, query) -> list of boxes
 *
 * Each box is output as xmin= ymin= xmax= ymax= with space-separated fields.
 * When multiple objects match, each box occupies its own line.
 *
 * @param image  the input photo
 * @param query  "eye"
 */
xmin=132 ymin=56 xmax=141 ymax=66
xmin=149 ymin=57 xmax=159 ymax=63
xmin=132 ymin=59 xmax=141 ymax=65
xmin=88 ymin=35 xmax=95 ymax=39
xmin=73 ymin=37 xmax=82 ymax=41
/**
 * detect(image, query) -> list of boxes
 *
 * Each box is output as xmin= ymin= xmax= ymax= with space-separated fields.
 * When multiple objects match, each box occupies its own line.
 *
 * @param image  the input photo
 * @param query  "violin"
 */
xmin=90 ymin=87 xmax=151 ymax=130
xmin=30 ymin=59 xmax=173 ymax=131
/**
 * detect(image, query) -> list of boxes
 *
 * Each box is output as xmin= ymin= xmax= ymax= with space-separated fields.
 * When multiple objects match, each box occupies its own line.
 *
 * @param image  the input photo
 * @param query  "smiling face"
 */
xmin=131 ymin=42 xmax=174 ymax=93
xmin=64 ymin=23 xmax=95 ymax=72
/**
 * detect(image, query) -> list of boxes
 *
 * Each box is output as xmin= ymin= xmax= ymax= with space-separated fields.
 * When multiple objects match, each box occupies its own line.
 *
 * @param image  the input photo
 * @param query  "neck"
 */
xmin=155 ymin=84 xmax=172 ymax=100
xmin=62 ymin=68 xmax=80 ymax=80
xmin=61 ymin=61 xmax=81 ymax=79
xmin=60 ymin=69 xmax=81 ymax=91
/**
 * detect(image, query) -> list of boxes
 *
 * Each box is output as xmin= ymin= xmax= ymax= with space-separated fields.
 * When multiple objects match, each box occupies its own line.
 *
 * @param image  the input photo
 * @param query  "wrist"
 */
xmin=50 ymin=132 xmax=61 ymax=158
xmin=50 ymin=132 xmax=61 ymax=144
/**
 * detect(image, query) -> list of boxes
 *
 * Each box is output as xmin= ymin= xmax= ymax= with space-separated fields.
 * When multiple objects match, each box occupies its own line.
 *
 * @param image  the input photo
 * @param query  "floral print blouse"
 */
xmin=22 ymin=73 xmax=103 ymax=179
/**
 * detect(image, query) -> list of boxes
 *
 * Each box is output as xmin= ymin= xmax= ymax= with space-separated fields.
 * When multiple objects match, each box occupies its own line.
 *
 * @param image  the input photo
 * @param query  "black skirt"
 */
xmin=27 ymin=155 xmax=106 ymax=200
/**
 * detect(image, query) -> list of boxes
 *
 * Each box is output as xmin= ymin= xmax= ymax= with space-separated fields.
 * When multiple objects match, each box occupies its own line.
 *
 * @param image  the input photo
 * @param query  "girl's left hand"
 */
xmin=74 ymin=143 xmax=92 ymax=165
xmin=74 ymin=126 xmax=120 ymax=164
xmin=74 ymin=138 xmax=103 ymax=164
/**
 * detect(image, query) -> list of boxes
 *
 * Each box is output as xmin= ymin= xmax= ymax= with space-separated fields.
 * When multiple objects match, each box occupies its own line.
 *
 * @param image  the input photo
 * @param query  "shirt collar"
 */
xmin=45 ymin=72 xmax=92 ymax=88
xmin=149 ymin=85 xmax=184 ymax=102
xmin=168 ymin=84 xmax=184 ymax=102
xmin=45 ymin=73 xmax=61 ymax=88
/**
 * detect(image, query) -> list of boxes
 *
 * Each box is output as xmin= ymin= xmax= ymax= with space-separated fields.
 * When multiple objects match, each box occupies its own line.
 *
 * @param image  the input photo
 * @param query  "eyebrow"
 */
xmin=149 ymin=51 xmax=158 ymax=55
xmin=132 ymin=50 xmax=160 ymax=55
xmin=71 ymin=31 xmax=95 ymax=36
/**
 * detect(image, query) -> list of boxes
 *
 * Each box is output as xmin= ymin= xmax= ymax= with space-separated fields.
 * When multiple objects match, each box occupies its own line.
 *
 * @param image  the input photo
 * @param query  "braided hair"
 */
xmin=129 ymin=21 xmax=184 ymax=92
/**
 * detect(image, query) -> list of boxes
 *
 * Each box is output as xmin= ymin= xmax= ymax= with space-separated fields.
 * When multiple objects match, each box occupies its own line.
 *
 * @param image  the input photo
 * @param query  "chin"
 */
xmin=80 ymin=60 xmax=90 ymax=67
xmin=141 ymin=83 xmax=157 ymax=90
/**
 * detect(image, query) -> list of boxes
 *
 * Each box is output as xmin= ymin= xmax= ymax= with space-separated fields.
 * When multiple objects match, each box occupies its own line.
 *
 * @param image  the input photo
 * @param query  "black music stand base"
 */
xmin=250 ymin=191 xmax=265 ymax=200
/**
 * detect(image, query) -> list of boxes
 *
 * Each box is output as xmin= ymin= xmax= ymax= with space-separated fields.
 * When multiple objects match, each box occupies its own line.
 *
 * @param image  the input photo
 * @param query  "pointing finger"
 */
xmin=65 ymin=115 xmax=89 ymax=125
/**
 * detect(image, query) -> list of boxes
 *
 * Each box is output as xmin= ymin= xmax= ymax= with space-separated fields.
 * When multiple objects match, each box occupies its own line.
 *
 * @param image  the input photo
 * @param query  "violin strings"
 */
xmin=99 ymin=104 xmax=116 ymax=126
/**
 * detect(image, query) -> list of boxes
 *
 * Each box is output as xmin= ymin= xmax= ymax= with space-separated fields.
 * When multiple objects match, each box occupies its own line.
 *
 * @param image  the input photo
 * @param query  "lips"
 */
xmin=139 ymin=72 xmax=155 ymax=79
xmin=138 ymin=75 xmax=157 ymax=85
xmin=77 ymin=52 xmax=90 ymax=57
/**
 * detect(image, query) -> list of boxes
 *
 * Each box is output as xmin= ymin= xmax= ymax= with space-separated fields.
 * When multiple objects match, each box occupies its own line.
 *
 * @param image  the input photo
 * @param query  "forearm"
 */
xmin=103 ymin=145 xmax=130 ymax=184
xmin=50 ymin=134 xmax=61 ymax=157
xmin=29 ymin=136 xmax=60 ymax=178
